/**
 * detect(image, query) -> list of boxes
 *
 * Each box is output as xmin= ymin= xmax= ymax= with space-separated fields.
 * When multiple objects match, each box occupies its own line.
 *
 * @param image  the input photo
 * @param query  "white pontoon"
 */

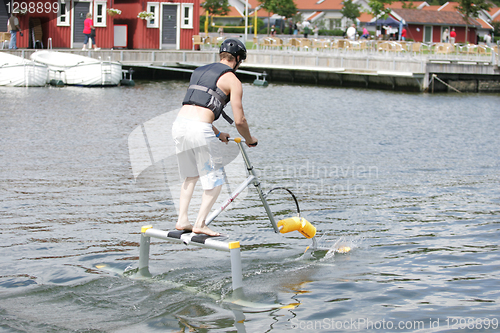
xmin=0 ymin=52 xmax=48 ymax=87
xmin=30 ymin=50 xmax=122 ymax=87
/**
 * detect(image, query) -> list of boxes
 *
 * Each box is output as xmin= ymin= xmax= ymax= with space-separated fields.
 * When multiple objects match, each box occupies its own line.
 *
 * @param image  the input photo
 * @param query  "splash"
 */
xmin=324 ymin=236 xmax=361 ymax=259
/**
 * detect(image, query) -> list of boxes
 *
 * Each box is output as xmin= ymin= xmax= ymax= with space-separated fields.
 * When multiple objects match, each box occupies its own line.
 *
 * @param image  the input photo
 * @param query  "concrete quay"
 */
xmin=5 ymin=48 xmax=500 ymax=92
xmin=100 ymin=48 xmax=500 ymax=92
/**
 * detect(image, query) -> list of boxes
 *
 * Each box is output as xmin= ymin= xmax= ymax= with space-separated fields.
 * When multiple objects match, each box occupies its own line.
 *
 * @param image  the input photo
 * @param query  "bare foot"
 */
xmin=176 ymin=220 xmax=193 ymax=232
xmin=192 ymin=225 xmax=220 ymax=237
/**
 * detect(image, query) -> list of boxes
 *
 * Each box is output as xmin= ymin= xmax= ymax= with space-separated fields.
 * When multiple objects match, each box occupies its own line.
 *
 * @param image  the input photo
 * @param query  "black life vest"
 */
xmin=182 ymin=63 xmax=234 ymax=124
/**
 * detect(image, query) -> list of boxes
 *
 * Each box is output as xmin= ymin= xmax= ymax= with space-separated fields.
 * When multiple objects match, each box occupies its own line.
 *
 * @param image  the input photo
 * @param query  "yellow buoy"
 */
xmin=277 ymin=217 xmax=316 ymax=239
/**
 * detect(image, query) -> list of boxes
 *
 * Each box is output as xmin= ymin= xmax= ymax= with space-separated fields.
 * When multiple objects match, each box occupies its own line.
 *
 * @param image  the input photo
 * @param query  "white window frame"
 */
xmin=93 ymin=1 xmax=107 ymax=27
xmin=146 ymin=2 xmax=159 ymax=28
xmin=181 ymin=3 xmax=193 ymax=29
xmin=57 ymin=0 xmax=70 ymax=26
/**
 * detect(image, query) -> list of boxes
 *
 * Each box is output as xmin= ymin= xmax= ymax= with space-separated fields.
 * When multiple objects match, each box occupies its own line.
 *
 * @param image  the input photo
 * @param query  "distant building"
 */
xmin=1 ymin=0 xmax=199 ymax=50
xmin=391 ymin=8 xmax=481 ymax=43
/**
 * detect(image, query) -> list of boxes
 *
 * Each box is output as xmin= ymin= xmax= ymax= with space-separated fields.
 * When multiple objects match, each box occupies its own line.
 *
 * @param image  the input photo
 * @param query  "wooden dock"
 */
xmin=4 ymin=48 xmax=500 ymax=92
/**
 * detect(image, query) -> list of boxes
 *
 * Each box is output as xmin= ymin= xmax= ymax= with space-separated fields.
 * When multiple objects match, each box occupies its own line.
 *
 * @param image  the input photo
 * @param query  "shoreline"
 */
xmin=2 ymin=47 xmax=500 ymax=92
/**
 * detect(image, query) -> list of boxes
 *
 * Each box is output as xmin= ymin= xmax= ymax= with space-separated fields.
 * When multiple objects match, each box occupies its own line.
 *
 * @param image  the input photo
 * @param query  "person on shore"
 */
xmin=442 ymin=28 xmax=449 ymax=43
xmin=172 ymin=39 xmax=258 ymax=237
xmin=313 ymin=25 xmax=319 ymax=39
xmin=303 ymin=20 xmax=311 ymax=38
xmin=362 ymin=26 xmax=369 ymax=39
xmin=270 ymin=25 xmax=276 ymax=37
xmin=82 ymin=13 xmax=99 ymax=50
xmin=484 ymin=32 xmax=492 ymax=47
xmin=7 ymin=12 xmax=21 ymax=50
xmin=401 ymin=27 xmax=407 ymax=41
xmin=450 ymin=28 xmax=456 ymax=44
xmin=346 ymin=24 xmax=356 ymax=41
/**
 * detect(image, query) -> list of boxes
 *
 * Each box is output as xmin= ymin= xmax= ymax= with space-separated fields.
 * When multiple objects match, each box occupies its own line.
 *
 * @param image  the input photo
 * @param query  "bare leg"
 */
xmin=192 ymin=185 xmax=222 ymax=236
xmin=176 ymin=176 xmax=199 ymax=231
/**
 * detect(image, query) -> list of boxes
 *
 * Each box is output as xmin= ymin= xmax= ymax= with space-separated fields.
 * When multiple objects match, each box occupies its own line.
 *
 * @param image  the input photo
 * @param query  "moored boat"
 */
xmin=30 ymin=51 xmax=122 ymax=87
xmin=0 ymin=52 xmax=48 ymax=87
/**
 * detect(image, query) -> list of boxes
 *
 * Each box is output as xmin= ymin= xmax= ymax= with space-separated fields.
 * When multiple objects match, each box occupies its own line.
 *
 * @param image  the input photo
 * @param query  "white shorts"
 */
xmin=172 ymin=117 xmax=225 ymax=190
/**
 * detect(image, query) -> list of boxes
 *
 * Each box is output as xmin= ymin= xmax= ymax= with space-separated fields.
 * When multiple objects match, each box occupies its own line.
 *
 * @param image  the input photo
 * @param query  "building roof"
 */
xmin=293 ymin=0 xmax=344 ymax=11
xmin=358 ymin=12 xmax=374 ymax=23
xmin=477 ymin=17 xmax=494 ymax=29
xmin=387 ymin=1 xmax=428 ymax=9
xmin=201 ymin=0 xmax=274 ymax=18
xmin=307 ymin=11 xmax=324 ymax=21
xmin=489 ymin=8 xmax=500 ymax=19
xmin=437 ymin=2 xmax=460 ymax=12
xmin=392 ymin=8 xmax=481 ymax=27
xmin=421 ymin=5 xmax=441 ymax=11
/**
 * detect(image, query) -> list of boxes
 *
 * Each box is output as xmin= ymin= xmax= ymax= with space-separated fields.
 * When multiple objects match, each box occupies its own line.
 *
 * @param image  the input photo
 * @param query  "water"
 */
xmin=1 ymin=82 xmax=499 ymax=332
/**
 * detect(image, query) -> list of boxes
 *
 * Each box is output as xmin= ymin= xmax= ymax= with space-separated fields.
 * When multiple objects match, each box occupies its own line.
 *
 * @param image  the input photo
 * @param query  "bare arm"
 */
xmin=224 ymin=74 xmax=258 ymax=146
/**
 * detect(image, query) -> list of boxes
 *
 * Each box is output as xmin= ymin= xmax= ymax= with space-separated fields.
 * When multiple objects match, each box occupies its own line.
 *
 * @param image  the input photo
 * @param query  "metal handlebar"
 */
xmin=228 ymin=137 xmax=257 ymax=146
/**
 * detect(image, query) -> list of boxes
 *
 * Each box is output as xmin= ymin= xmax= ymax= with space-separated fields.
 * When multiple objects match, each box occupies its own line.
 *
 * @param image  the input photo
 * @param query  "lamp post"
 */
xmin=244 ymin=0 xmax=248 ymax=43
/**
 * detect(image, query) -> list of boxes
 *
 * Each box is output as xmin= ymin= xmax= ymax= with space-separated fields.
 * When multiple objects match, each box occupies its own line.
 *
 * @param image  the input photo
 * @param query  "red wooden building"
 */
xmin=3 ymin=0 xmax=199 ymax=49
xmin=391 ymin=8 xmax=480 ymax=44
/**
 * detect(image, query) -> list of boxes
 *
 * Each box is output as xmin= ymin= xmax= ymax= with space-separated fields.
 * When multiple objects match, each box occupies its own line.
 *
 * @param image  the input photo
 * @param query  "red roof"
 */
xmin=293 ymin=0 xmax=344 ymax=11
xmin=421 ymin=5 xmax=441 ymax=11
xmin=478 ymin=18 xmax=493 ymax=29
xmin=392 ymin=8 xmax=481 ymax=27
xmin=358 ymin=12 xmax=374 ymax=23
xmin=201 ymin=0 xmax=274 ymax=17
xmin=489 ymin=7 xmax=500 ymax=18
xmin=438 ymin=2 xmax=460 ymax=12
xmin=387 ymin=1 xmax=428 ymax=9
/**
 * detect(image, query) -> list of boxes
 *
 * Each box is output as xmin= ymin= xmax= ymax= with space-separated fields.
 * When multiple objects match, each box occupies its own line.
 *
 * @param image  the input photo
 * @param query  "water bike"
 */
xmin=98 ymin=137 xmax=351 ymax=310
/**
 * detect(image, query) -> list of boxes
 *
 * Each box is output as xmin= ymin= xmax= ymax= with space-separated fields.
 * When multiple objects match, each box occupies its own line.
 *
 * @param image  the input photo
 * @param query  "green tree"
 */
xmin=202 ymin=0 xmax=230 ymax=29
xmin=259 ymin=0 xmax=297 ymax=35
xmin=365 ymin=0 xmax=393 ymax=33
xmin=341 ymin=0 xmax=361 ymax=25
xmin=401 ymin=1 xmax=416 ymax=9
xmin=456 ymin=0 xmax=491 ymax=43
xmin=492 ymin=21 xmax=500 ymax=39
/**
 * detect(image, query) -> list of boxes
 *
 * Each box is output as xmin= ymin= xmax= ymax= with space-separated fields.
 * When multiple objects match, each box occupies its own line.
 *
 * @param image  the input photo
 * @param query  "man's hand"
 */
xmin=246 ymin=136 xmax=258 ymax=147
xmin=219 ymin=132 xmax=230 ymax=144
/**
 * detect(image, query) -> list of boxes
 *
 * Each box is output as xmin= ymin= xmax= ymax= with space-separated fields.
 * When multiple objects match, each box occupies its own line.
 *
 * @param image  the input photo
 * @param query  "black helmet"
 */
xmin=219 ymin=39 xmax=247 ymax=61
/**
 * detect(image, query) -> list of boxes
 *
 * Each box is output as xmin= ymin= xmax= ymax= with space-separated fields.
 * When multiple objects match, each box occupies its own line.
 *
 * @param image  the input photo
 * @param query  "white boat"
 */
xmin=0 ymin=52 xmax=48 ymax=87
xmin=30 ymin=51 xmax=122 ymax=87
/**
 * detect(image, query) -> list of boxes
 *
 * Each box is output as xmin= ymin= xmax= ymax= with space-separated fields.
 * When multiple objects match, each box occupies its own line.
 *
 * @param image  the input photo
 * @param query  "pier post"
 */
xmin=229 ymin=242 xmax=243 ymax=291
xmin=138 ymin=225 xmax=152 ymax=277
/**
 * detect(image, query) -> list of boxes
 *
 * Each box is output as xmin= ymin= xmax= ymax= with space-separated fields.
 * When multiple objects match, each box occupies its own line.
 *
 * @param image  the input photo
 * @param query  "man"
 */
xmin=442 ymin=28 xmax=449 ymax=43
xmin=401 ymin=27 xmax=407 ymax=41
xmin=450 ymin=28 xmax=456 ymax=44
xmin=7 ymin=12 xmax=21 ymax=50
xmin=172 ymin=39 xmax=258 ymax=237
xmin=346 ymin=24 xmax=356 ymax=41
xmin=484 ymin=33 xmax=492 ymax=47
xmin=303 ymin=20 xmax=311 ymax=38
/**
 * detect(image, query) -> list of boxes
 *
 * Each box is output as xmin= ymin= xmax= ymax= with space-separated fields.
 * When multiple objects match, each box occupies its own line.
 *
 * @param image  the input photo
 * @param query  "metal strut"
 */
xmin=235 ymin=140 xmax=279 ymax=233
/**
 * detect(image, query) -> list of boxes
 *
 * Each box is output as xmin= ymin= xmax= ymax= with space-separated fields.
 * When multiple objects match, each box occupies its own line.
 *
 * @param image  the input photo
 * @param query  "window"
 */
xmin=146 ymin=2 xmax=159 ymax=28
xmin=94 ymin=1 xmax=107 ymax=27
xmin=424 ymin=26 xmax=432 ymax=43
xmin=181 ymin=4 xmax=193 ymax=29
xmin=329 ymin=19 xmax=341 ymax=30
xmin=57 ymin=0 xmax=69 ymax=26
